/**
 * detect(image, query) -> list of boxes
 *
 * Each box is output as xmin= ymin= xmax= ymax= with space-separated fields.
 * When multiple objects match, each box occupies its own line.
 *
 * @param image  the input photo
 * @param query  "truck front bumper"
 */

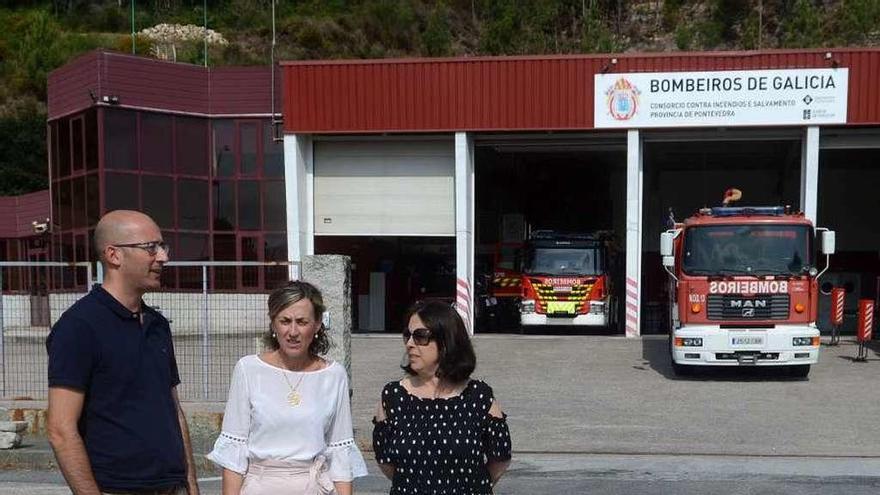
xmin=521 ymin=312 xmax=608 ymax=326
xmin=671 ymin=324 xmax=820 ymax=366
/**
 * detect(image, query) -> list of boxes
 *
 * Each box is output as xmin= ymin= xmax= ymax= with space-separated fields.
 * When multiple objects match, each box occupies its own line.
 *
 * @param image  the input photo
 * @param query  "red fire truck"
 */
xmin=661 ymin=200 xmax=835 ymax=377
xmin=519 ymin=231 xmax=615 ymax=328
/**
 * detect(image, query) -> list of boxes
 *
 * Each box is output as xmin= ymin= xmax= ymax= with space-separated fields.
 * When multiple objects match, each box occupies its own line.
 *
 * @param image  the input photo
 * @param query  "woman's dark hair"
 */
xmin=401 ymin=301 xmax=476 ymax=383
xmin=263 ymin=280 xmax=331 ymax=356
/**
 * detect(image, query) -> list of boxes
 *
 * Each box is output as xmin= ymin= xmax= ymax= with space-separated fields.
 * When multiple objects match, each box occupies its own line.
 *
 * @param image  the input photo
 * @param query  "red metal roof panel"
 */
xmin=282 ymin=49 xmax=880 ymax=133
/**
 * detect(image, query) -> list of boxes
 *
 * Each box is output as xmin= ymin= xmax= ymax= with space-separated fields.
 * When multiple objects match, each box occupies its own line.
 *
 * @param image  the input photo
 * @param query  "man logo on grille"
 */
xmin=742 ymin=308 xmax=755 ymax=317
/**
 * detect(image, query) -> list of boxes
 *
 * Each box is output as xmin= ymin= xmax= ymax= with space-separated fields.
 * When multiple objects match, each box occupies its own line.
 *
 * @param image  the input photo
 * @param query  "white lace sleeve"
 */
xmin=207 ymin=359 xmax=251 ymax=474
xmin=325 ymin=370 xmax=368 ymax=481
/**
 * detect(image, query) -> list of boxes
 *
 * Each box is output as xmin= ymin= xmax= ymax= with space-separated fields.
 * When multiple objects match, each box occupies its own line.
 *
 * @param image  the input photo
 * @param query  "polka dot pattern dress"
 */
xmin=372 ymin=380 xmax=512 ymax=495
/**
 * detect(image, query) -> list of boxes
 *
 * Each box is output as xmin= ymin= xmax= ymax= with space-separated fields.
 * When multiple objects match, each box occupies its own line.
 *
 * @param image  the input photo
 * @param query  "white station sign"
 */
xmin=594 ymin=68 xmax=848 ymax=128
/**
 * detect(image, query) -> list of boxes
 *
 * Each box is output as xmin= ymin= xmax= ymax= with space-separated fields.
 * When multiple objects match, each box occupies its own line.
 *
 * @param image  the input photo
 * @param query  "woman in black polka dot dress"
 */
xmin=372 ymin=301 xmax=512 ymax=494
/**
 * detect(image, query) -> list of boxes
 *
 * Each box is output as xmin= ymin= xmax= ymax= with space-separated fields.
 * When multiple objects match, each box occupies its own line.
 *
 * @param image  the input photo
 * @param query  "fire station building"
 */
xmin=33 ymin=48 xmax=880 ymax=335
xmin=278 ymin=49 xmax=880 ymax=335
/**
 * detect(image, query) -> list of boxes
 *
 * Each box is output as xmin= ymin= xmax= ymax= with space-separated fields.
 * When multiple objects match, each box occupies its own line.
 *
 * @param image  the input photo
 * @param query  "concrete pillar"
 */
xmin=302 ymin=255 xmax=352 ymax=378
xmin=624 ymin=130 xmax=643 ymax=338
xmin=800 ymin=126 xmax=820 ymax=223
xmin=454 ymin=132 xmax=475 ymax=334
xmin=284 ymin=134 xmax=315 ymax=280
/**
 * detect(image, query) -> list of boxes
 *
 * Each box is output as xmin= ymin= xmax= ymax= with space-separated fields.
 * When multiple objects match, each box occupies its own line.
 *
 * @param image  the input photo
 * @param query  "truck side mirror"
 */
xmin=820 ymin=230 xmax=836 ymax=255
xmin=660 ymin=232 xmax=674 ymax=257
xmin=662 ymin=255 xmax=675 ymax=268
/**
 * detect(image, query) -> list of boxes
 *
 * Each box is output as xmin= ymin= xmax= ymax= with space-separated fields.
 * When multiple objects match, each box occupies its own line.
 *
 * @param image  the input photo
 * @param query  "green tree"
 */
xmin=7 ymin=9 xmax=66 ymax=98
xmin=422 ymin=1 xmax=452 ymax=56
xmin=781 ymin=0 xmax=822 ymax=47
xmin=0 ymin=98 xmax=48 ymax=195
xmin=836 ymin=0 xmax=880 ymax=44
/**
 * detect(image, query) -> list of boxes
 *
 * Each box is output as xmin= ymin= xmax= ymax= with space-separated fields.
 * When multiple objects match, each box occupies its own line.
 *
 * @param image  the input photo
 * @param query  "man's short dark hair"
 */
xmin=401 ymin=301 xmax=476 ymax=383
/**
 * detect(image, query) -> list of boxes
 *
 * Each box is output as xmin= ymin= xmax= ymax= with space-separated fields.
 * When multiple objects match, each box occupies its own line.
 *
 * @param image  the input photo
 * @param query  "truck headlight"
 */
xmin=793 ymin=337 xmax=819 ymax=346
xmin=674 ymin=337 xmax=703 ymax=347
xmin=520 ymin=299 xmax=535 ymax=314
xmin=589 ymin=301 xmax=605 ymax=314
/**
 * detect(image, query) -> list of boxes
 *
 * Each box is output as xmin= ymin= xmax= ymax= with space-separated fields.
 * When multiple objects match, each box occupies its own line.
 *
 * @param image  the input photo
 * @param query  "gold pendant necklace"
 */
xmin=281 ymin=370 xmax=306 ymax=407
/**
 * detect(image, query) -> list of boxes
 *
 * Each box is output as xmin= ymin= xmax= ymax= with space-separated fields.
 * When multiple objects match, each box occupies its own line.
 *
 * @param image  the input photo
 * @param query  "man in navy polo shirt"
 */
xmin=47 ymin=210 xmax=200 ymax=495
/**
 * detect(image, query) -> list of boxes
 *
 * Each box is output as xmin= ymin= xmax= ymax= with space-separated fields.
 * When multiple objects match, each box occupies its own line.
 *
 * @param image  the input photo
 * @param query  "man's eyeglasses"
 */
xmin=112 ymin=241 xmax=170 ymax=257
xmin=402 ymin=327 xmax=433 ymax=346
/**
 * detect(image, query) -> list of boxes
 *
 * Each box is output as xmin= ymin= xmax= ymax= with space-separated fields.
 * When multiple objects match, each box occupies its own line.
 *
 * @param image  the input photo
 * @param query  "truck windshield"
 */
xmin=524 ymin=247 xmax=603 ymax=276
xmin=682 ymin=224 xmax=814 ymax=276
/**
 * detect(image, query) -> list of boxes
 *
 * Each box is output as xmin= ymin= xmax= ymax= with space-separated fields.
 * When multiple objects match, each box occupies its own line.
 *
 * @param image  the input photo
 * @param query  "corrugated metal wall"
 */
xmin=0 ymin=190 xmax=50 ymax=238
xmin=282 ymin=49 xmax=880 ymax=133
xmin=48 ymin=52 xmax=101 ymax=121
xmin=47 ymin=51 xmax=277 ymax=120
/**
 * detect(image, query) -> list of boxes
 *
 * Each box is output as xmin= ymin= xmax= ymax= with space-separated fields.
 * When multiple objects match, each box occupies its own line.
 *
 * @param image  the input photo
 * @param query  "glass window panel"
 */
xmin=104 ymin=109 xmax=137 ymax=170
xmin=86 ymin=174 xmax=100 ymax=227
xmin=141 ymin=113 xmax=173 ymax=173
xmin=240 ymin=122 xmax=258 ymax=175
xmin=57 ymin=180 xmax=72 ymax=230
xmin=104 ymin=173 xmax=139 ymax=212
xmin=72 ymin=117 xmax=84 ymax=171
xmin=88 ymin=229 xmax=96 ymax=262
xmin=241 ymin=236 xmax=260 ymax=288
xmin=263 ymin=121 xmax=284 ymax=177
xmin=61 ymin=233 xmax=74 ymax=288
xmin=72 ymin=176 xmax=86 ymax=228
xmin=175 ymin=117 xmax=208 ymax=175
xmin=213 ymin=120 xmax=235 ymax=177
xmin=213 ymin=233 xmax=236 ymax=290
xmin=58 ymin=118 xmax=71 ymax=177
xmin=263 ymin=181 xmax=286 ymax=231
xmin=264 ymin=234 xmax=289 ymax=290
xmin=238 ymin=181 xmax=260 ymax=230
xmin=49 ymin=121 xmax=59 ymax=179
xmin=85 ymin=109 xmax=98 ymax=171
xmin=174 ymin=235 xmax=205 ymax=288
xmin=177 ymin=179 xmax=209 ymax=230
xmin=142 ymin=176 xmax=174 ymax=229
xmin=213 ymin=180 xmax=235 ymax=230
xmin=74 ymin=234 xmax=87 ymax=286
xmin=52 ymin=180 xmax=62 ymax=231
xmin=213 ymin=234 xmax=236 ymax=261
xmin=178 ymin=233 xmax=210 ymax=261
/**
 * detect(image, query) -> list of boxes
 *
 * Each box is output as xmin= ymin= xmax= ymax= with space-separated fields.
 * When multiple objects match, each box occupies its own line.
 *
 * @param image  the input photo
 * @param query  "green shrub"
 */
xmin=422 ymin=2 xmax=453 ymax=56
xmin=781 ymin=0 xmax=823 ymax=48
xmin=0 ymin=97 xmax=48 ymax=195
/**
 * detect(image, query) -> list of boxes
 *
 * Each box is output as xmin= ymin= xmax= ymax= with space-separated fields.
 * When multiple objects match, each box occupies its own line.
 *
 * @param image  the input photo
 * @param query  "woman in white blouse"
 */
xmin=207 ymin=281 xmax=367 ymax=495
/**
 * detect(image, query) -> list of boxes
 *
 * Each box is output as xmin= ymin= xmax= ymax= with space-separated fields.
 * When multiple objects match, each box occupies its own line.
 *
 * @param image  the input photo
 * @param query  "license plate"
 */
xmin=731 ymin=336 xmax=764 ymax=346
xmin=546 ymin=301 xmax=577 ymax=315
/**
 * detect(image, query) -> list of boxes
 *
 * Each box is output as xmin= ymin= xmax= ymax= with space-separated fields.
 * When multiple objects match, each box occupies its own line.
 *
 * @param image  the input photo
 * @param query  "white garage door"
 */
xmin=314 ymin=139 xmax=455 ymax=236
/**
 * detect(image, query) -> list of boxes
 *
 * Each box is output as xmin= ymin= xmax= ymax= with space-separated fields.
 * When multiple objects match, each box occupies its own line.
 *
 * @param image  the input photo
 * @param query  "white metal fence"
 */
xmin=0 ymin=261 xmax=298 ymax=402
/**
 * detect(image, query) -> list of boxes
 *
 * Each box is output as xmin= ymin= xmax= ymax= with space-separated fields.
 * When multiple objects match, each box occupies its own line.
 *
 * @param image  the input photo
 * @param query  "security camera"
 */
xmin=32 ymin=218 xmax=50 ymax=234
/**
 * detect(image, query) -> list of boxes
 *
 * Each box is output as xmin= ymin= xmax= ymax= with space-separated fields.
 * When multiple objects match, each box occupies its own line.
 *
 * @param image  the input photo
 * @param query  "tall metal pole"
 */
xmin=202 ymin=266 xmax=209 ymax=400
xmin=0 ymin=268 xmax=5 ymax=395
xmin=203 ymin=0 xmax=208 ymax=67
xmin=270 ymin=0 xmax=279 ymax=133
xmin=131 ymin=0 xmax=136 ymax=54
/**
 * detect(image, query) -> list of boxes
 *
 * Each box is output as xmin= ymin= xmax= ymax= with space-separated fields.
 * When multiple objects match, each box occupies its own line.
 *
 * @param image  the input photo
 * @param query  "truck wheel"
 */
xmin=787 ymin=365 xmax=811 ymax=378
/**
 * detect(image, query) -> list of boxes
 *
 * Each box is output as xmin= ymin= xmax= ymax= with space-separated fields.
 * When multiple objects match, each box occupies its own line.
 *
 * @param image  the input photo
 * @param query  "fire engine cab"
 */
xmin=661 ymin=193 xmax=835 ymax=377
xmin=519 ymin=230 xmax=615 ymax=328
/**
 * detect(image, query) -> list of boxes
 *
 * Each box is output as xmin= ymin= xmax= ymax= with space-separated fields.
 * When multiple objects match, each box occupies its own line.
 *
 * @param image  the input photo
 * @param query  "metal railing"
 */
xmin=0 ymin=261 xmax=298 ymax=402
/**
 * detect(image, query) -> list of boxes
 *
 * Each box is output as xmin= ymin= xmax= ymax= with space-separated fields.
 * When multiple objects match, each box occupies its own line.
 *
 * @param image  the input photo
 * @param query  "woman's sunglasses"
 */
xmin=402 ymin=327 xmax=433 ymax=346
